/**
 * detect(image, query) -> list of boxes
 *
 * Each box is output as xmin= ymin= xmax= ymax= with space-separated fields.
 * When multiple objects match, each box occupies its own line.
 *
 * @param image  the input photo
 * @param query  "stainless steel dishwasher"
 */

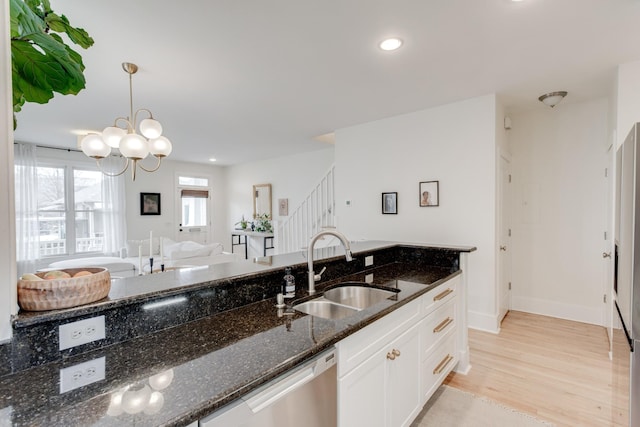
xmin=200 ymin=348 xmax=337 ymax=427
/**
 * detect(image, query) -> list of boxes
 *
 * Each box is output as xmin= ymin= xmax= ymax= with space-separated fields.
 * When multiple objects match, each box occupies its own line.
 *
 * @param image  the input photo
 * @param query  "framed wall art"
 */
xmin=278 ymin=198 xmax=289 ymax=216
xmin=382 ymin=192 xmax=398 ymax=214
xmin=141 ymin=192 xmax=161 ymax=215
xmin=419 ymin=181 xmax=439 ymax=207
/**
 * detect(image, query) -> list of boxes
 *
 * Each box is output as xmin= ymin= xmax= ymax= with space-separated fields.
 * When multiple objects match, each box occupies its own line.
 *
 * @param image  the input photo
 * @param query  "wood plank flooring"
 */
xmin=443 ymin=311 xmax=629 ymax=427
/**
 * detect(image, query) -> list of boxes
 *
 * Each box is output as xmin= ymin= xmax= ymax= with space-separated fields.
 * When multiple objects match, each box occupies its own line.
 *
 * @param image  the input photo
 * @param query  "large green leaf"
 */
xmin=10 ymin=0 xmax=44 ymax=37
xmin=29 ymin=32 xmax=85 ymax=94
xmin=12 ymin=38 xmax=66 ymax=91
xmin=46 ymin=13 xmax=94 ymax=49
xmin=10 ymin=0 xmax=93 ymax=129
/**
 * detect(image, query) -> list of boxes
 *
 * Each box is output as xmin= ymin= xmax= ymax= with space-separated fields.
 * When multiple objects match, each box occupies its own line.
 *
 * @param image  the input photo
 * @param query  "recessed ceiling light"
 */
xmin=209 ymin=158 xmax=217 ymax=162
xmin=379 ymin=38 xmax=403 ymax=51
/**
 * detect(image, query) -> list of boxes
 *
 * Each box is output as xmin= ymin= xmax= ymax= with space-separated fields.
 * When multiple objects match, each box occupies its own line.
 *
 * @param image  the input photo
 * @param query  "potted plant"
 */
xmin=235 ymin=215 xmax=248 ymax=230
xmin=254 ymin=214 xmax=273 ymax=233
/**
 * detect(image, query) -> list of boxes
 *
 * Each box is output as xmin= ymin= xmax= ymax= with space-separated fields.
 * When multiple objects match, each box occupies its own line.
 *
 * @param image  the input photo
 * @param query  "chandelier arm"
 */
xmin=133 ymin=108 xmax=154 ymax=125
xmin=94 ymin=157 xmax=130 ymax=177
xmin=113 ymin=117 xmax=133 ymax=131
xmin=138 ymin=156 xmax=163 ymax=173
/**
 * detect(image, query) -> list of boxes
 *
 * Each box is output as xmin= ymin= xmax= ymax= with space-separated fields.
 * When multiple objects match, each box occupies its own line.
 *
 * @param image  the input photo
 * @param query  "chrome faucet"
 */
xmin=307 ymin=229 xmax=353 ymax=294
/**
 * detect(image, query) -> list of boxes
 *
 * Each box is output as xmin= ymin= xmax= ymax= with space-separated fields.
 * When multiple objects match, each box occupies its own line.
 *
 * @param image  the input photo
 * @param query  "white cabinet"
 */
xmin=386 ymin=323 xmax=421 ymax=427
xmin=338 ymin=323 xmax=420 ymax=427
xmin=338 ymin=344 xmax=387 ymax=427
xmin=337 ymin=275 xmax=462 ymax=427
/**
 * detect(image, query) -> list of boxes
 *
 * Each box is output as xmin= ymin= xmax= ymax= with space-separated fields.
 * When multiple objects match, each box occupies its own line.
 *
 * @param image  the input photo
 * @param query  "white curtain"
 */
xmin=14 ymin=142 xmax=39 ymax=278
xmin=101 ymin=172 xmax=126 ymax=256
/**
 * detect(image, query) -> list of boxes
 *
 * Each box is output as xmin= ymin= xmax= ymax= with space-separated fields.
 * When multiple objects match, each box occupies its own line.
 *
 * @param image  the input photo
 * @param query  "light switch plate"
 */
xmin=59 ymin=316 xmax=106 ymax=351
xmin=365 ymin=255 xmax=374 ymax=267
xmin=365 ymin=274 xmax=374 ymax=283
xmin=59 ymin=356 xmax=105 ymax=393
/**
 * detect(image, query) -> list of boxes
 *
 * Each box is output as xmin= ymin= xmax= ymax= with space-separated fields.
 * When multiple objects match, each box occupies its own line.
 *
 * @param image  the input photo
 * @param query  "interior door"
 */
xmin=497 ymin=152 xmax=512 ymax=324
xmin=176 ymin=186 xmax=211 ymax=244
xmin=603 ymin=143 xmax=614 ymax=352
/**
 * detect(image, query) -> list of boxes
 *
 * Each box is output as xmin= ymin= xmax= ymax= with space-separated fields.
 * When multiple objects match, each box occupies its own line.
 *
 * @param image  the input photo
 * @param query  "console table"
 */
xmin=231 ymin=230 xmax=274 ymax=259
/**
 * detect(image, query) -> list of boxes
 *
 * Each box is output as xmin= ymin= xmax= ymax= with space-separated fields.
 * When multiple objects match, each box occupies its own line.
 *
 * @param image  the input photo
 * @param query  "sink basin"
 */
xmin=323 ymin=285 xmax=397 ymax=310
xmin=293 ymin=299 xmax=358 ymax=320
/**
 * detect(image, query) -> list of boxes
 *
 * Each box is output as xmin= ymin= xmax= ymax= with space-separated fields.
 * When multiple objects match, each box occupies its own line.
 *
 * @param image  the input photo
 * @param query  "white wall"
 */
xmin=224 ymin=147 xmax=335 ymax=254
xmin=334 ymin=94 xmax=499 ymax=332
xmin=0 ymin=0 xmax=16 ymax=341
xmin=508 ymin=98 xmax=609 ymax=325
xmin=125 ymin=159 xmax=227 ymax=247
xmin=616 ymin=60 xmax=640 ymax=148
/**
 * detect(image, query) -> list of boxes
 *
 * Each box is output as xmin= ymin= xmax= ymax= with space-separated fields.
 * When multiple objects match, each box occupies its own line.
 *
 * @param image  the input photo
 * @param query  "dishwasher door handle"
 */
xmin=245 ymin=365 xmax=316 ymax=413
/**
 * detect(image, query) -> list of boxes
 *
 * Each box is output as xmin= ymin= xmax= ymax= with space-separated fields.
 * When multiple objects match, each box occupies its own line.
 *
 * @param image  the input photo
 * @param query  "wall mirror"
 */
xmin=253 ymin=183 xmax=272 ymax=219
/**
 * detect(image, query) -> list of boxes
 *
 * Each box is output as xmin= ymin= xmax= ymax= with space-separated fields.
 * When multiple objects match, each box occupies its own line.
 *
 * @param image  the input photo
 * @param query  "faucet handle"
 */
xmin=314 ymin=266 xmax=327 ymax=281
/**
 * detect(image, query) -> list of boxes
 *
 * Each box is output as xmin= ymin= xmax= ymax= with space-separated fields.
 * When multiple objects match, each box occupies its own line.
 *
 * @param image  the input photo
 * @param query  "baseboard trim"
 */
xmin=467 ymin=310 xmax=500 ymax=334
xmin=511 ymin=296 xmax=604 ymax=326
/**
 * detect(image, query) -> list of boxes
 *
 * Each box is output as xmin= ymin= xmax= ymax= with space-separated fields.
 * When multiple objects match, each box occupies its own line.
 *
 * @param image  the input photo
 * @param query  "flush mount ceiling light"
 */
xmin=80 ymin=62 xmax=172 ymax=180
xmin=538 ymin=91 xmax=568 ymax=108
xmin=379 ymin=38 xmax=403 ymax=51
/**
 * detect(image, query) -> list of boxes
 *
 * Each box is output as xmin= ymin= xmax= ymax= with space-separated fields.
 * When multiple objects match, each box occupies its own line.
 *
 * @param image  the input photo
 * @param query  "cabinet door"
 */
xmin=387 ymin=323 xmax=421 ymax=427
xmin=338 ymin=350 xmax=386 ymax=427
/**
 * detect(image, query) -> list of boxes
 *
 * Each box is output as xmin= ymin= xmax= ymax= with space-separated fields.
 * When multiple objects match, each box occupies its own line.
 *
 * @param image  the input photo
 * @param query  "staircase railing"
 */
xmin=276 ymin=165 xmax=336 ymax=254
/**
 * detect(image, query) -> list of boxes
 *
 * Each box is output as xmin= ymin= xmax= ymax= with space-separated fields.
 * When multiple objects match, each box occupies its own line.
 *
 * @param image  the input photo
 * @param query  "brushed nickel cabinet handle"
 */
xmin=433 ymin=354 xmax=454 ymax=375
xmin=433 ymin=317 xmax=453 ymax=333
xmin=433 ymin=288 xmax=453 ymax=301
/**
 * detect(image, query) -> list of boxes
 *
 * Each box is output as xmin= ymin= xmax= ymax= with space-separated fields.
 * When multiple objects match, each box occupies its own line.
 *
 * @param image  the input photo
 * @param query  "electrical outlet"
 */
xmin=365 ymin=255 xmax=374 ymax=267
xmin=365 ymin=274 xmax=374 ymax=283
xmin=59 ymin=356 xmax=106 ymax=393
xmin=59 ymin=316 xmax=106 ymax=351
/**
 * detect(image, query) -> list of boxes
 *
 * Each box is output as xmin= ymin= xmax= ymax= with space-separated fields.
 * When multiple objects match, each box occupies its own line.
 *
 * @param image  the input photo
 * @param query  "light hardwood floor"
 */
xmin=443 ymin=311 xmax=629 ymax=427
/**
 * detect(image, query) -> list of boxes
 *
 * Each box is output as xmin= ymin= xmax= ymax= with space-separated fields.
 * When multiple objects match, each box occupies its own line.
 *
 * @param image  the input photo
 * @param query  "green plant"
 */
xmin=235 ymin=215 xmax=248 ymax=230
xmin=254 ymin=213 xmax=272 ymax=233
xmin=10 ymin=0 xmax=94 ymax=128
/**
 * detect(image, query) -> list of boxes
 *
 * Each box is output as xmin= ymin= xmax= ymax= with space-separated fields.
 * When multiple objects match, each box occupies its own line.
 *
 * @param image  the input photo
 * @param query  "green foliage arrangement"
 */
xmin=10 ymin=0 xmax=94 ymax=128
xmin=254 ymin=214 xmax=273 ymax=233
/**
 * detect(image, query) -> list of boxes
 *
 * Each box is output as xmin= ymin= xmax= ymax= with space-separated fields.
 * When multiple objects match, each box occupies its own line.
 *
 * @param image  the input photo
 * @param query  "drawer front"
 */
xmin=337 ymin=299 xmax=421 ymax=377
xmin=421 ymin=331 xmax=458 ymax=403
xmin=420 ymin=299 xmax=456 ymax=360
xmin=421 ymin=276 xmax=458 ymax=316
xmin=420 ymin=329 xmax=457 ymax=403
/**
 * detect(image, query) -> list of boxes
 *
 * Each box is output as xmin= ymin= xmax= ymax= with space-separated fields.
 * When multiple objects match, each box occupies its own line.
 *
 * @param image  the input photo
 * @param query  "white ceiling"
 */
xmin=12 ymin=0 xmax=640 ymax=166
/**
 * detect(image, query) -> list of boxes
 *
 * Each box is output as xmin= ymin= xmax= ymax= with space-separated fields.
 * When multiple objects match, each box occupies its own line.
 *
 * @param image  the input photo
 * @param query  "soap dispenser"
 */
xmin=283 ymin=267 xmax=296 ymax=299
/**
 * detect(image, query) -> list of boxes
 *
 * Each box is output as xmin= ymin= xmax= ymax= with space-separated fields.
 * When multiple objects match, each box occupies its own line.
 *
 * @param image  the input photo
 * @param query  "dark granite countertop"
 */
xmin=0 ymin=263 xmax=461 ymax=426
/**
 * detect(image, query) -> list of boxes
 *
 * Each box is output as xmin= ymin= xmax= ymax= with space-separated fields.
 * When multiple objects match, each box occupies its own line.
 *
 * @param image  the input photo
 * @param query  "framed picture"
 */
xmin=419 ymin=181 xmax=439 ymax=207
xmin=140 ymin=192 xmax=161 ymax=215
xmin=382 ymin=192 xmax=398 ymax=214
xmin=278 ymin=198 xmax=289 ymax=216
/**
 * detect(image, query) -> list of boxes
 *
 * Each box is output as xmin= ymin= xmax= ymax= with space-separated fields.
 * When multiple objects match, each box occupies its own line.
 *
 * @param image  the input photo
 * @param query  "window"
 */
xmin=180 ymin=189 xmax=209 ymax=227
xmin=177 ymin=175 xmax=210 ymax=244
xmin=179 ymin=176 xmax=209 ymax=228
xmin=36 ymin=165 xmax=105 ymax=257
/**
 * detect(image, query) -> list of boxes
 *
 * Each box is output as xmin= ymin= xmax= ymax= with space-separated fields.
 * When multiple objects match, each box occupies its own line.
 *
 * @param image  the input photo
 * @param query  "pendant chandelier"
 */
xmin=80 ymin=62 xmax=172 ymax=180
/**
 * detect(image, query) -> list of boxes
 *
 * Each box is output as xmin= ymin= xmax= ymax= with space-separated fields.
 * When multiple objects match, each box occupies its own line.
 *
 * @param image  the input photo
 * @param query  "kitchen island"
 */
xmin=0 ymin=241 xmax=474 ymax=426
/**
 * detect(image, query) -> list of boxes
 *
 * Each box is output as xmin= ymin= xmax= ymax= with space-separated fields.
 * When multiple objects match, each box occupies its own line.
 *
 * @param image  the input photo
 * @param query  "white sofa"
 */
xmin=47 ymin=237 xmax=239 ymax=277
xmin=124 ymin=237 xmax=239 ymax=273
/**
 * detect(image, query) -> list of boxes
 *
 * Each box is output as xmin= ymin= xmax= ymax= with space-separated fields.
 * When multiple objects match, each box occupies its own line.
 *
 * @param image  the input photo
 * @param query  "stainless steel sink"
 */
xmin=293 ymin=299 xmax=358 ymax=320
xmin=323 ymin=286 xmax=397 ymax=310
xmin=292 ymin=283 xmax=399 ymax=320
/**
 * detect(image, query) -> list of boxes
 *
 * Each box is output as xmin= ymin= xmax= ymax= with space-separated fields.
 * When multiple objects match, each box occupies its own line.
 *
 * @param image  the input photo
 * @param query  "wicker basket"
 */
xmin=18 ymin=267 xmax=111 ymax=311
